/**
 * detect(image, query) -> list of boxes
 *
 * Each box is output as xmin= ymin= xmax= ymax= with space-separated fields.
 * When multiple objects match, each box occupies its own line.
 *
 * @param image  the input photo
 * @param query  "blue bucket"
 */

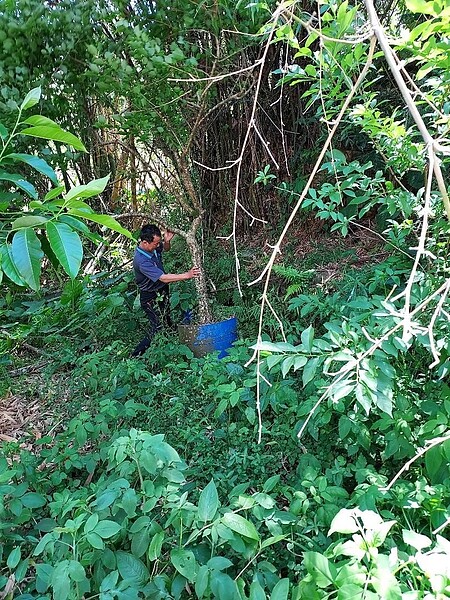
xmin=178 ymin=316 xmax=238 ymax=358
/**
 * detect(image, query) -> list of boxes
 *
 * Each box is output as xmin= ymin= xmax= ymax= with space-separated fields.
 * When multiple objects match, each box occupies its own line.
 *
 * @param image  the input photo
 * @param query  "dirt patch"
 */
xmin=0 ymin=392 xmax=47 ymax=442
xmin=0 ymin=367 xmax=63 ymax=443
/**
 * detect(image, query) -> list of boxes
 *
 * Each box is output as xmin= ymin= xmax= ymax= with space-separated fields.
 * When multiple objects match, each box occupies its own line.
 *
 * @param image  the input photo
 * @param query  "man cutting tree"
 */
xmin=131 ymin=223 xmax=200 ymax=357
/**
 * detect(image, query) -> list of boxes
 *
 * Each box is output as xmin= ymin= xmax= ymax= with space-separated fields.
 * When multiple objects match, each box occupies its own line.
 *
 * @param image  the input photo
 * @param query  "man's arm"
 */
xmin=159 ymin=267 xmax=200 ymax=283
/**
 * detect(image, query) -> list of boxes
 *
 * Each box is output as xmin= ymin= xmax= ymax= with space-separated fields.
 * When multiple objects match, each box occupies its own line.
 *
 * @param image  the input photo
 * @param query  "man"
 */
xmin=131 ymin=223 xmax=200 ymax=357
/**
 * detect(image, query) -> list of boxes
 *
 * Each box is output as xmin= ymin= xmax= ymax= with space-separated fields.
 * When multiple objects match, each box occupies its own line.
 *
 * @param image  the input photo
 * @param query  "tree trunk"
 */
xmin=185 ymin=233 xmax=212 ymax=324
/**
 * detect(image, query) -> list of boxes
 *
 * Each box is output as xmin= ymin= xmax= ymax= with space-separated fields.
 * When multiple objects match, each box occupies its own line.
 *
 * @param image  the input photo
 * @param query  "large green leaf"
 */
xmin=4 ymin=153 xmax=58 ymax=185
xmin=0 ymin=244 xmax=26 ymax=286
xmin=21 ymin=115 xmax=86 ymax=151
xmin=46 ymin=222 xmax=82 ymax=278
xmin=69 ymin=209 xmax=133 ymax=239
xmin=57 ymin=214 xmax=91 ymax=234
xmin=93 ymin=520 xmax=122 ymax=539
xmin=170 ymin=548 xmax=197 ymax=581
xmin=11 ymin=215 xmax=49 ymax=230
xmin=303 ymin=552 xmax=336 ymax=588
xmin=20 ymin=87 xmax=41 ymax=111
xmin=221 ymin=513 xmax=259 ymax=541
xmin=11 ymin=228 xmax=43 ymax=290
xmin=270 ymin=579 xmax=289 ymax=600
xmin=249 ymin=579 xmax=266 ymax=600
xmin=0 ymin=122 xmax=8 ymax=140
xmin=115 ymin=551 xmax=150 ymax=587
xmin=65 ymin=175 xmax=110 ymax=203
xmin=0 ymin=171 xmax=37 ymax=199
xmin=198 ymin=479 xmax=219 ymax=522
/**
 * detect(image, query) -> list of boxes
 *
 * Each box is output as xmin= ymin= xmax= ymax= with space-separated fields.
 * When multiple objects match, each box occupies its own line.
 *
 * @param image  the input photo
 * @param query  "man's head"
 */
xmin=140 ymin=224 xmax=162 ymax=252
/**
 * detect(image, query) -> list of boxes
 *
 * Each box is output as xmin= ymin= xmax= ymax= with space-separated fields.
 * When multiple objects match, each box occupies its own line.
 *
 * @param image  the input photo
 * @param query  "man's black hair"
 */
xmin=140 ymin=224 xmax=161 ymax=242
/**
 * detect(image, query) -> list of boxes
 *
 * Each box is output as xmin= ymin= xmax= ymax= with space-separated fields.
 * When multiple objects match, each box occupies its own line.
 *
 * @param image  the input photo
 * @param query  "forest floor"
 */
xmin=1 ymin=218 xmax=387 ymax=443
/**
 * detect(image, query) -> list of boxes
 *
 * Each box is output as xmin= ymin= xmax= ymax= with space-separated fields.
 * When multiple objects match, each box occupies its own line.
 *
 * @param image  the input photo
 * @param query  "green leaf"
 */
xmin=207 ymin=557 xmax=233 ymax=571
xmin=282 ymin=355 xmax=296 ymax=377
xmin=405 ymin=0 xmax=435 ymax=13
xmin=195 ymin=564 xmax=209 ymax=599
xmin=250 ymin=579 xmax=266 ymax=600
xmin=302 ymin=357 xmax=319 ymax=387
xmin=0 ymin=171 xmax=37 ymax=199
xmin=4 ymin=153 xmax=58 ymax=185
xmin=68 ymin=560 xmax=86 ymax=582
xmin=93 ymin=520 xmax=121 ymax=539
xmin=11 ymin=228 xmax=43 ymax=290
xmin=68 ymin=210 xmax=134 ymax=239
xmin=270 ymin=578 xmax=289 ymax=600
xmin=198 ymin=479 xmax=219 ymax=522
xmin=7 ymin=547 xmax=21 ymax=569
xmin=263 ymin=475 xmax=280 ymax=492
xmin=221 ymin=512 xmax=259 ymax=541
xmin=148 ymin=531 xmax=164 ymax=561
xmin=260 ymin=534 xmax=287 ymax=549
xmin=50 ymin=561 xmax=71 ymax=600
xmin=338 ymin=415 xmax=352 ymax=440
xmin=170 ymin=548 xmax=197 ymax=581
xmin=402 ymin=529 xmax=432 ymax=551
xmin=21 ymin=115 xmax=86 ymax=151
xmin=84 ymin=513 xmax=99 ymax=533
xmin=57 ymin=214 xmax=91 ymax=234
xmin=303 ymin=552 xmax=336 ymax=588
xmin=21 ymin=492 xmax=46 ymax=508
xmin=355 ymin=383 xmax=372 ymax=414
xmin=36 ymin=563 xmax=53 ymax=593
xmin=131 ymin=529 xmax=150 ymax=558
xmin=328 ymin=509 xmax=358 ymax=535
xmin=86 ymin=531 xmax=105 ymax=549
xmin=44 ymin=185 xmax=65 ymax=201
xmin=116 ymin=551 xmax=150 ymax=586
xmin=210 ymin=572 xmax=239 ymax=599
xmin=65 ymin=175 xmax=110 ymax=203
xmin=46 ymin=222 xmax=82 ymax=278
xmin=0 ymin=122 xmax=8 ymax=140
xmin=11 ymin=215 xmax=49 ymax=230
xmin=301 ymin=325 xmax=315 ymax=352
xmin=20 ymin=87 xmax=41 ymax=111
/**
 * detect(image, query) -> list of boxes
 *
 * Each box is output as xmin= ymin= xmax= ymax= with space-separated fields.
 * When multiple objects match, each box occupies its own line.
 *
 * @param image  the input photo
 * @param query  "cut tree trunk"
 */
xmin=185 ymin=233 xmax=212 ymax=324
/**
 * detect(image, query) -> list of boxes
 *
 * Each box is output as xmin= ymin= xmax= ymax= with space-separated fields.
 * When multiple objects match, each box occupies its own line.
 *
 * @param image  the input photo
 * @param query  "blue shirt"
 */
xmin=133 ymin=244 xmax=166 ymax=293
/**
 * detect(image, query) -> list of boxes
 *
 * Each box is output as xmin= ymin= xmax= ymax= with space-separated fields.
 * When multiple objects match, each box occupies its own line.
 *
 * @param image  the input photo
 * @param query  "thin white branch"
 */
xmin=364 ymin=0 xmax=450 ymax=221
xmin=428 ymin=278 xmax=450 ymax=368
xmin=247 ymin=37 xmax=377 ymax=442
xmin=297 ymin=279 xmax=450 ymax=440
xmin=169 ymin=59 xmax=263 ymax=83
xmin=253 ymin=123 xmax=280 ymax=170
xmin=383 ymin=431 xmax=450 ymax=492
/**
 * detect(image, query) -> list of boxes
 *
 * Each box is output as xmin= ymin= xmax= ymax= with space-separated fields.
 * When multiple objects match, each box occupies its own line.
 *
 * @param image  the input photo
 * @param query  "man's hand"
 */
xmin=164 ymin=230 xmax=175 ymax=243
xmin=187 ymin=267 xmax=201 ymax=279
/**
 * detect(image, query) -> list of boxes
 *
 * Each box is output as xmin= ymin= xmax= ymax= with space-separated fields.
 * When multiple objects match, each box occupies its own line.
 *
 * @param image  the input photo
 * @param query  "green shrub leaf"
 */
xmin=20 ymin=87 xmax=41 ymax=111
xmin=116 ymin=551 xmax=150 ymax=586
xmin=0 ymin=244 xmax=26 ymax=286
xmin=4 ymin=153 xmax=58 ymax=184
xmin=46 ymin=221 xmax=82 ymax=278
xmin=270 ymin=578 xmax=289 ymax=600
xmin=198 ymin=479 xmax=219 ymax=522
xmin=21 ymin=115 xmax=86 ymax=151
xmin=93 ymin=520 xmax=121 ymax=539
xmin=0 ymin=170 xmax=37 ymax=199
xmin=221 ymin=513 xmax=259 ymax=541
xmin=11 ymin=228 xmax=43 ymax=290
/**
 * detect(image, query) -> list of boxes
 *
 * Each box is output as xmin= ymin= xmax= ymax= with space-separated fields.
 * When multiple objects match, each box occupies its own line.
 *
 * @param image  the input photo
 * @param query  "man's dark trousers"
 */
xmin=131 ymin=286 xmax=173 ymax=357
